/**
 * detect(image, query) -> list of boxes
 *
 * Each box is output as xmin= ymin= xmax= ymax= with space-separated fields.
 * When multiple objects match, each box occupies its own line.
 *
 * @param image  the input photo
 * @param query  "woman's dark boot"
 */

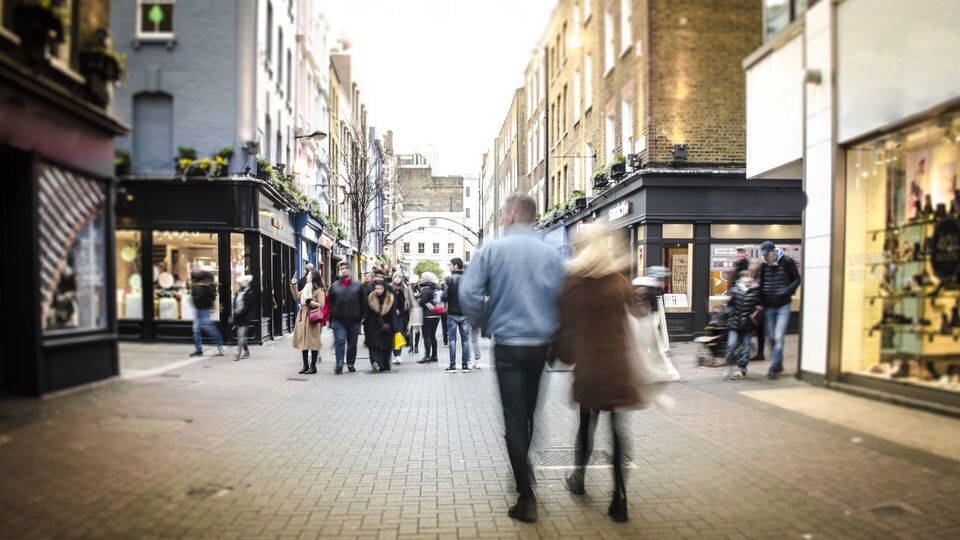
xmin=565 ymin=470 xmax=585 ymax=495
xmin=298 ymin=352 xmax=310 ymax=374
xmin=306 ymin=352 xmax=318 ymax=374
xmin=608 ymin=488 xmax=628 ymax=522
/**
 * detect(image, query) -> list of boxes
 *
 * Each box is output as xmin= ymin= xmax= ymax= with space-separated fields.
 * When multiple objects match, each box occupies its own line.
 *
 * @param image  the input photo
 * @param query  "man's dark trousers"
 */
xmin=494 ymin=343 xmax=549 ymax=498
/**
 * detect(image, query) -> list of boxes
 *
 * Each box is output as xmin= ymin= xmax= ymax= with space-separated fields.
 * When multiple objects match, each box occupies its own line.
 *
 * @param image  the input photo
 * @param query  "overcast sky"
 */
xmin=319 ymin=0 xmax=557 ymax=176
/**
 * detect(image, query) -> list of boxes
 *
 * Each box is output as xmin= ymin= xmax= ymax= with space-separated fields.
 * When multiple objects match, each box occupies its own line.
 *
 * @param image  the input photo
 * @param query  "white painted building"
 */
xmin=744 ymin=0 xmax=960 ymax=411
xmin=257 ymin=0 xmax=298 ymax=169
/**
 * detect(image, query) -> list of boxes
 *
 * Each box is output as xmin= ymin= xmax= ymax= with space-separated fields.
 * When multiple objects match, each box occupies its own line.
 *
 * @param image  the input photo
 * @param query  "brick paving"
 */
xmin=0 ymin=330 xmax=958 ymax=539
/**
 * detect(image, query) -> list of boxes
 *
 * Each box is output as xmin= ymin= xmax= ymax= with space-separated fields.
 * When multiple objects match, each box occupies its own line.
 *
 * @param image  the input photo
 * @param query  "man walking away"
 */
xmin=442 ymin=257 xmax=471 ymax=372
xmin=327 ymin=262 xmax=366 ymax=374
xmin=189 ymin=263 xmax=224 ymax=357
xmin=758 ymin=240 xmax=801 ymax=380
xmin=460 ymin=193 xmax=564 ymax=523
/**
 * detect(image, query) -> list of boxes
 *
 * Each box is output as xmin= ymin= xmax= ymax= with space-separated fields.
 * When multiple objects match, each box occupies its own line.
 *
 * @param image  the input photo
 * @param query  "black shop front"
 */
xmin=115 ymin=177 xmax=299 ymax=345
xmin=566 ymin=170 xmax=806 ymax=341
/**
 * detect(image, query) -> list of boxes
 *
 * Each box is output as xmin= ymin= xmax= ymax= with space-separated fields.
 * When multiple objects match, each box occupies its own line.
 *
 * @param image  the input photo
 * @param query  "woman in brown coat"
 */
xmin=555 ymin=228 xmax=640 ymax=523
xmin=291 ymin=270 xmax=324 ymax=374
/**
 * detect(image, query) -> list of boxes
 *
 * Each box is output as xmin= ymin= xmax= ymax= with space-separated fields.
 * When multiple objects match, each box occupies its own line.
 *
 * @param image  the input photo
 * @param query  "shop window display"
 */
xmin=662 ymin=243 xmax=693 ymax=312
xmin=230 ymin=233 xmax=251 ymax=298
xmin=709 ymin=242 xmax=802 ymax=312
xmin=44 ymin=213 xmax=108 ymax=332
xmin=844 ymin=114 xmax=960 ymax=392
xmin=152 ymin=231 xmax=220 ymax=321
xmin=116 ymin=231 xmax=142 ymax=319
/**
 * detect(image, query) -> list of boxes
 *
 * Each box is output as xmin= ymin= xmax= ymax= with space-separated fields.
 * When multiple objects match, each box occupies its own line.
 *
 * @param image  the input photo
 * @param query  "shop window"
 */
xmin=709 ymin=243 xmax=803 ymax=310
xmin=40 ymin=165 xmax=107 ymax=333
xmin=152 ymin=231 xmax=220 ymax=321
xmin=230 ymin=233 xmax=250 ymax=299
xmin=138 ymin=0 xmax=175 ymax=38
xmin=843 ymin=114 xmax=960 ymax=392
xmin=116 ymin=231 xmax=143 ymax=320
xmin=662 ymin=243 xmax=693 ymax=312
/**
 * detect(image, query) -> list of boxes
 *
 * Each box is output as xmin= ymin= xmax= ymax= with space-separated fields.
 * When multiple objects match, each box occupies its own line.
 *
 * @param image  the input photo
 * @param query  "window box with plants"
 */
xmin=78 ymin=29 xmax=126 ymax=107
xmin=609 ymin=154 xmax=627 ymax=179
xmin=13 ymin=0 xmax=65 ymax=63
xmin=592 ymin=164 xmax=611 ymax=190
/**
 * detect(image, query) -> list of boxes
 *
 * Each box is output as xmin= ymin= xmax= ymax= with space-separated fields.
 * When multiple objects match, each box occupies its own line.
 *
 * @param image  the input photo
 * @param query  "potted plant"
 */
xmin=214 ymin=147 xmax=234 ymax=177
xmin=115 ymin=149 xmax=131 ymax=176
xmin=592 ymin=164 xmax=610 ymax=190
xmin=610 ymin=154 xmax=627 ymax=178
xmin=13 ymin=0 xmax=65 ymax=63
xmin=256 ymin=157 xmax=272 ymax=181
xmin=79 ymin=29 xmax=126 ymax=107
xmin=571 ymin=190 xmax=587 ymax=213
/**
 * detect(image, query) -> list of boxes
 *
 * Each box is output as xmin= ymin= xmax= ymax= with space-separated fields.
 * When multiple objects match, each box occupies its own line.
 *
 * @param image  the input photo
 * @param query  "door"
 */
xmin=260 ymin=237 xmax=273 ymax=339
xmin=272 ymin=240 xmax=283 ymax=337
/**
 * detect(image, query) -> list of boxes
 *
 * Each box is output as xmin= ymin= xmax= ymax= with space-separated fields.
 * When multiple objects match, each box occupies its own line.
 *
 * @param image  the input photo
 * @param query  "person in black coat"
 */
xmin=327 ymin=262 xmax=367 ymax=374
xmin=758 ymin=241 xmax=801 ymax=379
xmin=365 ymin=281 xmax=399 ymax=372
xmin=416 ymin=272 xmax=442 ymax=363
xmin=724 ymin=271 xmax=763 ymax=379
xmin=231 ymin=275 xmax=257 ymax=360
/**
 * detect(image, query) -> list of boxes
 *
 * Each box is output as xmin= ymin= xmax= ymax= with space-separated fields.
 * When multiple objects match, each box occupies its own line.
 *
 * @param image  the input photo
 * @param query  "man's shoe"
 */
xmin=347 ymin=366 xmax=356 ymax=372
xmin=240 ymin=351 xmax=250 ymax=359
xmin=189 ymin=350 xmax=203 ymax=358
xmin=444 ymin=367 xmax=458 ymax=373
xmin=417 ymin=357 xmax=432 ymax=364
xmin=215 ymin=348 xmax=224 ymax=357
xmin=767 ymin=371 xmax=778 ymax=380
xmin=508 ymin=497 xmax=537 ymax=523
xmin=730 ymin=370 xmax=747 ymax=380
xmin=461 ymin=366 xmax=471 ymax=373
xmin=430 ymin=356 xmax=439 ymax=363
xmin=334 ymin=366 xmax=343 ymax=375
xmin=752 ymin=355 xmax=765 ymax=361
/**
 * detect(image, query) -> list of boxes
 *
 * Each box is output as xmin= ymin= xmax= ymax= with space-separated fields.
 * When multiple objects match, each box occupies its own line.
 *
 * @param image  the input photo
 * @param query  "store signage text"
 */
xmin=608 ymin=201 xmax=632 ymax=221
xmin=271 ymin=217 xmax=283 ymax=230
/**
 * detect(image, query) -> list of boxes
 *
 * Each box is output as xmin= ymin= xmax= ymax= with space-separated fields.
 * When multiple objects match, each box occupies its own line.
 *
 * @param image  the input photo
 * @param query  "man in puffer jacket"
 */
xmin=724 ymin=271 xmax=763 ymax=379
xmin=758 ymin=240 xmax=801 ymax=380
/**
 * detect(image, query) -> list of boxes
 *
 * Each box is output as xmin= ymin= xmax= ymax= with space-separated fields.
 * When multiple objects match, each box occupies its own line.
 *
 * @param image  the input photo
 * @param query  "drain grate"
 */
xmin=869 ymin=503 xmax=918 ymax=518
xmin=532 ymin=448 xmax=635 ymax=468
xmin=186 ymin=485 xmax=233 ymax=499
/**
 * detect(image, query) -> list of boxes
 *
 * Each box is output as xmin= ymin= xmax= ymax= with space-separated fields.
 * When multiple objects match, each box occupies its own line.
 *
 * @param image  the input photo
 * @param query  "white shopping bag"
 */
xmin=629 ymin=314 xmax=681 ymax=384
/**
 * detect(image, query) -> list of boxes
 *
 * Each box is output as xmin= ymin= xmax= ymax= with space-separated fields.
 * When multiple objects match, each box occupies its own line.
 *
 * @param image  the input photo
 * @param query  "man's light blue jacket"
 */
xmin=459 ymin=224 xmax=564 ymax=346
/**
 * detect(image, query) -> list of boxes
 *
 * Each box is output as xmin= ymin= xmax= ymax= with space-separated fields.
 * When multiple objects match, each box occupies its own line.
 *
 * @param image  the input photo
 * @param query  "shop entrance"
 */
xmin=271 ymin=241 xmax=283 ymax=338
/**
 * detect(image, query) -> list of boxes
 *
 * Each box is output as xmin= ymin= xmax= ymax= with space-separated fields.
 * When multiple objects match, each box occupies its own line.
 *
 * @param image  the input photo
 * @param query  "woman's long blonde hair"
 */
xmin=565 ymin=224 xmax=632 ymax=278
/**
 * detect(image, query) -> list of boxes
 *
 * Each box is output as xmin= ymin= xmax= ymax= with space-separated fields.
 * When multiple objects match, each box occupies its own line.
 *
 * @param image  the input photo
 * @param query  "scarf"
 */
xmin=300 ymin=282 xmax=313 ymax=304
xmin=368 ymin=291 xmax=394 ymax=316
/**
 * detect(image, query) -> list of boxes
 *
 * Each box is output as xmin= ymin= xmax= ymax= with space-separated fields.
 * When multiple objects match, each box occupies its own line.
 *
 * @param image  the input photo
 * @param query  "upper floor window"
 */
xmin=418 ymin=242 xmax=425 ymax=254
xmin=465 ymin=186 xmax=470 ymax=197
xmin=266 ymin=3 xmax=273 ymax=62
xmin=447 ymin=243 xmax=455 ymax=254
xmin=432 ymin=243 xmax=440 ymax=254
xmin=403 ymin=242 xmax=410 ymax=254
xmin=138 ymin=1 xmax=175 ymax=38
xmin=764 ymin=0 xmax=809 ymax=40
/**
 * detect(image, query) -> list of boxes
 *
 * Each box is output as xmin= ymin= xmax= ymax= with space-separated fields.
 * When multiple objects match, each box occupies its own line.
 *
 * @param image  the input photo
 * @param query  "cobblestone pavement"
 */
xmin=1 ymin=330 xmax=959 ymax=539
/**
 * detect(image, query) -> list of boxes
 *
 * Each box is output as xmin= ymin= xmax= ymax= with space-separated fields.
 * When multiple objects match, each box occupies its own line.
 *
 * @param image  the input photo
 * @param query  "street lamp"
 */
xmin=295 ymin=130 xmax=327 ymax=141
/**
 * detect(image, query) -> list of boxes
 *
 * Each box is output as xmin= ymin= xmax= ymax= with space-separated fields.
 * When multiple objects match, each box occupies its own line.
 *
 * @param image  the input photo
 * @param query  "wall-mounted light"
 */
xmin=295 ymin=130 xmax=328 ymax=141
xmin=802 ymin=68 xmax=822 ymax=85
xmin=672 ymin=144 xmax=688 ymax=160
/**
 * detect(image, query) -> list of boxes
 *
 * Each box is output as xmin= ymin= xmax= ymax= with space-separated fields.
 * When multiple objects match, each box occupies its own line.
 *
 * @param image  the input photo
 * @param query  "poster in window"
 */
xmin=905 ymin=150 xmax=932 ymax=220
xmin=671 ymin=253 xmax=688 ymax=294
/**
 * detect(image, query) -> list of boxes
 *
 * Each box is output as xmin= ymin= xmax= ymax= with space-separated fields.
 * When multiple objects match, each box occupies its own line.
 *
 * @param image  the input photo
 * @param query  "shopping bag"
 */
xmin=629 ymin=314 xmax=681 ymax=385
xmin=393 ymin=331 xmax=407 ymax=350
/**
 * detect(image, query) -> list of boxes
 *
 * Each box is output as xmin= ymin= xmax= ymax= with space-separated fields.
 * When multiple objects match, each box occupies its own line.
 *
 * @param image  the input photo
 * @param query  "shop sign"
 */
xmin=302 ymin=226 xmax=318 ymax=243
xmin=608 ymin=201 xmax=632 ymax=221
xmin=931 ymin=219 xmax=960 ymax=281
xmin=318 ymin=234 xmax=335 ymax=249
xmin=271 ymin=217 xmax=283 ymax=230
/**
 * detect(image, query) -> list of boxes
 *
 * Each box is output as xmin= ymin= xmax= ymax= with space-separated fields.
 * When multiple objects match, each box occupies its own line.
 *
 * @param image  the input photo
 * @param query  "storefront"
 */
xmin=1 ymin=16 xmax=128 ymax=397
xmin=295 ymin=214 xmax=324 ymax=283
xmin=840 ymin=114 xmax=960 ymax=405
xmin=566 ymin=172 xmax=805 ymax=341
xmin=318 ymin=232 xmax=336 ymax=286
xmin=115 ymin=177 xmax=298 ymax=344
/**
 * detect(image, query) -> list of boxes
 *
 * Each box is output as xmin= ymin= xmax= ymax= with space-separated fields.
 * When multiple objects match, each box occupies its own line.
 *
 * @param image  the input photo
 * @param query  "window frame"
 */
xmin=136 ymin=0 xmax=176 ymax=41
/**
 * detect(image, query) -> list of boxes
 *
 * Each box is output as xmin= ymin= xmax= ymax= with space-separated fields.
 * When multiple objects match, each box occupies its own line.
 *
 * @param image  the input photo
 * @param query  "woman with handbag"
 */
xmin=407 ymin=281 xmax=423 ymax=355
xmin=365 ymin=280 xmax=399 ymax=372
xmin=291 ymin=269 xmax=324 ymax=374
xmin=390 ymin=273 xmax=409 ymax=365
xmin=554 ymin=226 xmax=641 ymax=523
xmin=416 ymin=272 xmax=442 ymax=363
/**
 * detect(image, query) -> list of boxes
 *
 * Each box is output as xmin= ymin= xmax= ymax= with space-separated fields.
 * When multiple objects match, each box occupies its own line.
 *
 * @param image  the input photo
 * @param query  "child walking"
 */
xmin=725 ymin=270 xmax=762 ymax=379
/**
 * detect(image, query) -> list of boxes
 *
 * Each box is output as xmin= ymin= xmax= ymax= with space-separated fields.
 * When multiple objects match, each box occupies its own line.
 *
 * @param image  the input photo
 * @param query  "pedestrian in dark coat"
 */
xmin=230 ymin=275 xmax=257 ymax=360
xmin=724 ymin=271 xmax=762 ymax=379
xmin=555 ymin=227 xmax=639 ymax=523
xmin=390 ymin=274 xmax=409 ymax=365
xmin=365 ymin=282 xmax=399 ymax=372
xmin=416 ymin=272 xmax=442 ymax=363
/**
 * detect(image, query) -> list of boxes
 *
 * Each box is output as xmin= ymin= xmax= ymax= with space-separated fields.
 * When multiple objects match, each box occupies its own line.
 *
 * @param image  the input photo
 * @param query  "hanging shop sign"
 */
xmin=318 ymin=234 xmax=335 ymax=249
xmin=608 ymin=201 xmax=632 ymax=221
xmin=931 ymin=219 xmax=960 ymax=281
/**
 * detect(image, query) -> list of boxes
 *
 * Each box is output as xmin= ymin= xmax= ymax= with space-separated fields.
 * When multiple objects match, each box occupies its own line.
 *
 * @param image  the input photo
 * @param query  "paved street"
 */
xmin=1 ymin=331 xmax=959 ymax=539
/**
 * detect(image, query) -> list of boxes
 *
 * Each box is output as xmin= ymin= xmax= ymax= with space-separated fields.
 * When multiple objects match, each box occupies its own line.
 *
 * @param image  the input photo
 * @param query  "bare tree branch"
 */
xmin=338 ymin=117 xmax=385 ymax=260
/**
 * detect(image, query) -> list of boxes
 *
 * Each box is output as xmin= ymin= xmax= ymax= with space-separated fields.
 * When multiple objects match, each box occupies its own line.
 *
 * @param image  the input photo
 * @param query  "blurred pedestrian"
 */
xmin=758 ymin=241 xmax=801 ymax=380
xmin=296 ymin=262 xmax=314 ymax=291
xmin=442 ymin=257 xmax=471 ymax=373
xmin=408 ymin=280 xmax=423 ymax=355
xmin=291 ymin=269 xmax=324 ymax=374
xmin=390 ymin=273 xmax=410 ymax=365
xmin=416 ymin=272 xmax=442 ymax=364
xmin=460 ymin=193 xmax=564 ymax=523
xmin=555 ymin=226 xmax=638 ymax=523
xmin=365 ymin=280 xmax=400 ymax=372
xmin=327 ymin=261 xmax=366 ymax=374
xmin=748 ymin=258 xmax=766 ymax=360
xmin=231 ymin=274 xmax=256 ymax=360
xmin=188 ymin=263 xmax=224 ymax=358
xmin=724 ymin=270 xmax=763 ymax=379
